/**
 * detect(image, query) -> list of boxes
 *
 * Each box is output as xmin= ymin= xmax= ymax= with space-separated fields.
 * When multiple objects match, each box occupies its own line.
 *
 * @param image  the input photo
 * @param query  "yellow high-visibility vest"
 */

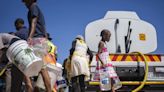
xmin=47 ymin=41 xmax=57 ymax=54
xmin=44 ymin=41 xmax=57 ymax=64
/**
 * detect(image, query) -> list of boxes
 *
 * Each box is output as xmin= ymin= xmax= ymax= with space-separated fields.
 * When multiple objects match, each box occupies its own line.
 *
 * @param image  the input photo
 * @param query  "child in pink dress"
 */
xmin=95 ymin=29 xmax=122 ymax=92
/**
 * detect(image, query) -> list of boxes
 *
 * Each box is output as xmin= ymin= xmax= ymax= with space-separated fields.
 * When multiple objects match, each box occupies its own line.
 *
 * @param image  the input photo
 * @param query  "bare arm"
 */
xmin=70 ymin=40 xmax=76 ymax=60
xmin=98 ymin=41 xmax=105 ymax=65
xmin=29 ymin=17 xmax=37 ymax=38
xmin=28 ymin=17 xmax=37 ymax=45
xmin=24 ymin=76 xmax=33 ymax=92
xmin=87 ymin=48 xmax=93 ymax=64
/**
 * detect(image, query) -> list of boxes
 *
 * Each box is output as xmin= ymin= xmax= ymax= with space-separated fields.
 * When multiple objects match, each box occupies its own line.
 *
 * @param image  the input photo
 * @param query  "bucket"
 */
xmin=6 ymin=40 xmax=43 ymax=77
xmin=36 ymin=63 xmax=63 ymax=90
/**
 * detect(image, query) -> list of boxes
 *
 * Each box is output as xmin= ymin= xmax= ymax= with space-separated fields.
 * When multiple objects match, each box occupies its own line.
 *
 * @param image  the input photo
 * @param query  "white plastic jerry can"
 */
xmin=99 ymin=69 xmax=111 ymax=91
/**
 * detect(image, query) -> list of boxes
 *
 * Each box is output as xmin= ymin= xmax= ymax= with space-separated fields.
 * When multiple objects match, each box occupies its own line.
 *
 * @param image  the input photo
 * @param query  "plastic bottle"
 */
xmin=56 ymin=65 xmax=67 ymax=90
xmin=56 ymin=76 xmax=67 ymax=89
xmin=99 ymin=69 xmax=111 ymax=91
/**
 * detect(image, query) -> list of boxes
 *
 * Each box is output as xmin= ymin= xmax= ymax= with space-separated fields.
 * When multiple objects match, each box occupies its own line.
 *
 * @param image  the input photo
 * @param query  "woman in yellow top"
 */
xmin=70 ymin=35 xmax=93 ymax=92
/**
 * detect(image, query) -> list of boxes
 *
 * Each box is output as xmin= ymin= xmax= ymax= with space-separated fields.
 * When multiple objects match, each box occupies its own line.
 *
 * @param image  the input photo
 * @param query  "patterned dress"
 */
xmin=94 ymin=41 xmax=117 ymax=80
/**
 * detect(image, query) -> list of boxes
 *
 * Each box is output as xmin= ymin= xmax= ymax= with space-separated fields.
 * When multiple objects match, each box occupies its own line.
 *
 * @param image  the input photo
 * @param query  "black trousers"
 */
xmin=11 ymin=64 xmax=24 ymax=92
xmin=71 ymin=75 xmax=85 ymax=92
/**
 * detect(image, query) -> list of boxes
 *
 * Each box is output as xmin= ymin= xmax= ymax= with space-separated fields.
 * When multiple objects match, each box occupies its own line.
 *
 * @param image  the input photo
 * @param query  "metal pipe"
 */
xmin=89 ymin=81 xmax=164 ymax=86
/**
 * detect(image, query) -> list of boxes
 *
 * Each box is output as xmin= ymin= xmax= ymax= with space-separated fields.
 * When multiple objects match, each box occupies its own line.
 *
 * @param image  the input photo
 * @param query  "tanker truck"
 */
xmin=85 ymin=11 xmax=164 ymax=92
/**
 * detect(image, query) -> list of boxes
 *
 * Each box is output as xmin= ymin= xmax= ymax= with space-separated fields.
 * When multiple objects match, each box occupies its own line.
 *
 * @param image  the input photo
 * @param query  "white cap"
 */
xmin=76 ymin=35 xmax=84 ymax=40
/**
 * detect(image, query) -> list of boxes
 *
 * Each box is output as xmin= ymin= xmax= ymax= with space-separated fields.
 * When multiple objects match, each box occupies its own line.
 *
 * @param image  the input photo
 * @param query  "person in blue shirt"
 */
xmin=23 ymin=0 xmax=46 ymax=40
xmin=14 ymin=18 xmax=29 ymax=40
xmin=22 ymin=0 xmax=51 ymax=92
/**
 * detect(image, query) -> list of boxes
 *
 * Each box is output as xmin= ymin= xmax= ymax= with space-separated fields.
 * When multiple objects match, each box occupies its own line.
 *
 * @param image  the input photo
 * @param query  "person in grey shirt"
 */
xmin=0 ymin=33 xmax=32 ymax=92
xmin=0 ymin=33 xmax=20 ymax=50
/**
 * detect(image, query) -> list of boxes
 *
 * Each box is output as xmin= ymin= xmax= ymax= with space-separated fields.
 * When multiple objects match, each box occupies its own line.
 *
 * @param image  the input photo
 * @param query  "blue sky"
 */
xmin=0 ymin=0 xmax=164 ymax=63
